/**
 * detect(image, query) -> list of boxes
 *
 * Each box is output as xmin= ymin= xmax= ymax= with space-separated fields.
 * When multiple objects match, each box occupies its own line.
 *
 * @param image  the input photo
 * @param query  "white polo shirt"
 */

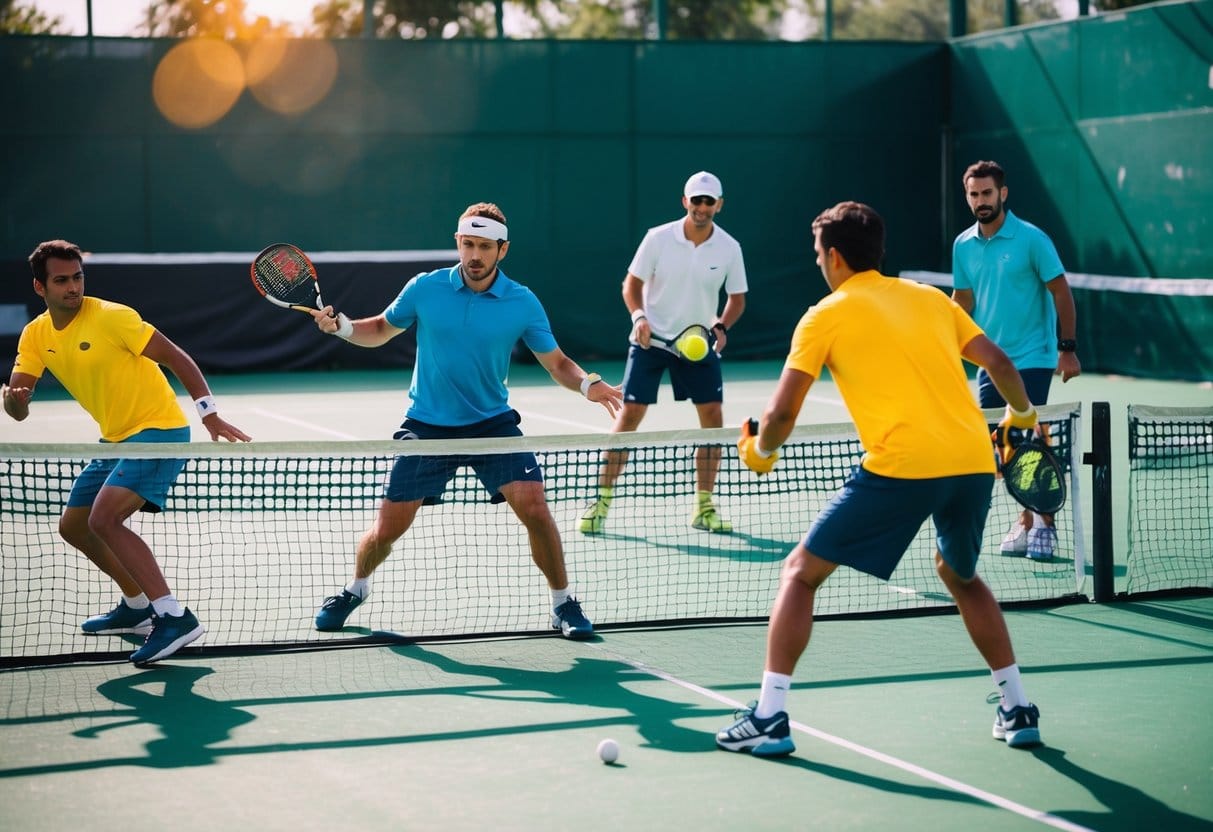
xmin=628 ymin=218 xmax=748 ymax=342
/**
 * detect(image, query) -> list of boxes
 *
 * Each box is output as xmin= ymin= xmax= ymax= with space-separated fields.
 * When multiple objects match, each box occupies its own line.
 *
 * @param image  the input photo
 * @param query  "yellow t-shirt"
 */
xmin=14 ymin=297 xmax=187 ymax=442
xmin=786 ymin=271 xmax=995 ymax=478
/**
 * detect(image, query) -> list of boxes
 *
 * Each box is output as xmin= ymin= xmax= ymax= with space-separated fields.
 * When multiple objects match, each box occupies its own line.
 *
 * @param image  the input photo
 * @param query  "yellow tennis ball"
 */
xmin=679 ymin=333 xmax=709 ymax=361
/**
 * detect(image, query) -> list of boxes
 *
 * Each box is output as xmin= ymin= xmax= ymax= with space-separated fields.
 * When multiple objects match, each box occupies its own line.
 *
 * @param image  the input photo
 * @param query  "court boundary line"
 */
xmin=588 ymin=641 xmax=1099 ymax=832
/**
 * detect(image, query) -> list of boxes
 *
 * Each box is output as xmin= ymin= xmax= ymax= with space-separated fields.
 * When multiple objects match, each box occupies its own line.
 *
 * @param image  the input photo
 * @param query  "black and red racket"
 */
xmin=251 ymin=243 xmax=328 ymax=315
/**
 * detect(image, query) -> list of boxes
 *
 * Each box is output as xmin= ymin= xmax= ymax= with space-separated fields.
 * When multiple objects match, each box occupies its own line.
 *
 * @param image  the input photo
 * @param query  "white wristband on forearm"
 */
xmin=754 ymin=442 xmax=774 ymax=459
xmin=580 ymin=373 xmax=602 ymax=397
xmin=195 ymin=395 xmax=218 ymax=419
xmin=630 ymin=309 xmax=647 ymax=324
xmin=333 ymin=313 xmax=354 ymax=340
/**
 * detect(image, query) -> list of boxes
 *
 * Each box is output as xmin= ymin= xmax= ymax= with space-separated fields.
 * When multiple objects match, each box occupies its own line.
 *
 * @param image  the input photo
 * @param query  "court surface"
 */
xmin=1 ymin=364 xmax=1210 ymax=830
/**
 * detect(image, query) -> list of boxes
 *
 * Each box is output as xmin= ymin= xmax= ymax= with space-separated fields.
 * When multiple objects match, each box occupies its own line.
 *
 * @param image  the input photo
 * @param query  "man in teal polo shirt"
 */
xmin=952 ymin=160 xmax=1081 ymax=560
xmin=308 ymin=201 xmax=623 ymax=639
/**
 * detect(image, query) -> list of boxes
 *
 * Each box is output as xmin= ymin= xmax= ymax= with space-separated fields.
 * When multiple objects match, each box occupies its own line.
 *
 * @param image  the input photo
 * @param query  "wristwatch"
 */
xmin=1058 ymin=339 xmax=1077 ymax=353
xmin=713 ymin=322 xmax=728 ymax=334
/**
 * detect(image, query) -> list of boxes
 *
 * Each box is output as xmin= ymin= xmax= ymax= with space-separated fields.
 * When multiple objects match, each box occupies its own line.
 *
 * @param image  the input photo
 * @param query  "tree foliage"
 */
xmin=135 ymin=0 xmax=294 ymax=38
xmin=0 ymin=0 xmax=63 ymax=34
xmin=92 ymin=0 xmax=1162 ymax=42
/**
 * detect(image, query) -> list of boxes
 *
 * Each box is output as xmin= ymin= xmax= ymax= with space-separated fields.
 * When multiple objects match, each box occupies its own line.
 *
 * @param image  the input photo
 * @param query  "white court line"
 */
xmin=248 ymin=407 xmax=362 ymax=440
xmin=514 ymin=409 xmax=604 ymax=433
xmin=591 ymin=643 xmax=1097 ymax=832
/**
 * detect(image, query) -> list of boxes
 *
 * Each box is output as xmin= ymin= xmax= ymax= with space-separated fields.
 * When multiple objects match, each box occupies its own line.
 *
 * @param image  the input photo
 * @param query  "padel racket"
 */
xmin=996 ymin=427 xmax=1066 ymax=514
xmin=251 ymin=243 xmax=328 ymax=315
xmin=652 ymin=324 xmax=712 ymax=362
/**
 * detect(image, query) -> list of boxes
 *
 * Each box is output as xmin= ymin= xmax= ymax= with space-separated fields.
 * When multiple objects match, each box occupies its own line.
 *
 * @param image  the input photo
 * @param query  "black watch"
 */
xmin=1058 ymin=339 xmax=1077 ymax=353
xmin=713 ymin=322 xmax=728 ymax=334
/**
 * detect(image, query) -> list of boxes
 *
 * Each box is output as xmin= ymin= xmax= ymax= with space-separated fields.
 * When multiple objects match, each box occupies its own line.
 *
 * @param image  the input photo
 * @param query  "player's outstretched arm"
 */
xmin=311 ymin=306 xmax=402 ymax=349
xmin=738 ymin=367 xmax=813 ymax=473
xmin=961 ymin=334 xmax=1032 ymax=414
xmin=535 ymin=348 xmax=623 ymax=418
xmin=142 ymin=331 xmax=252 ymax=443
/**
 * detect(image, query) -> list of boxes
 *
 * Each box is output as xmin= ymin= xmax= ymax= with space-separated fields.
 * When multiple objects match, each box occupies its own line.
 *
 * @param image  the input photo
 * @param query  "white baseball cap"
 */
xmin=684 ymin=171 xmax=723 ymax=200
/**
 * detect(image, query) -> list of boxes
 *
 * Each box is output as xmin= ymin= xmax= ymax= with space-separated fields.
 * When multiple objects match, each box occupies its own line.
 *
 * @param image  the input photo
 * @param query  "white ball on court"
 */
xmin=597 ymin=738 xmax=619 ymax=764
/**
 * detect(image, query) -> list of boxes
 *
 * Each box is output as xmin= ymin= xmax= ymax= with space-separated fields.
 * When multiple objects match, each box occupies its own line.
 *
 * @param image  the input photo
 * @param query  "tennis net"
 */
xmin=1 ymin=404 xmax=1084 ymax=665
xmin=1125 ymin=404 xmax=1213 ymax=595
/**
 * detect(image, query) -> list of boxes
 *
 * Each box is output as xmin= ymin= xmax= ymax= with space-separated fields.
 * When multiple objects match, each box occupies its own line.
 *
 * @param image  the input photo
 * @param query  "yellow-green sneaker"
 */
xmin=578 ymin=499 xmax=609 ymax=534
xmin=691 ymin=503 xmax=733 ymax=534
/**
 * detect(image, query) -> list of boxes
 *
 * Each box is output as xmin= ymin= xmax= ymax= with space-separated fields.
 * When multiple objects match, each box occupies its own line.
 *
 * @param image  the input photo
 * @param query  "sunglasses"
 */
xmin=689 ymin=195 xmax=717 ymax=206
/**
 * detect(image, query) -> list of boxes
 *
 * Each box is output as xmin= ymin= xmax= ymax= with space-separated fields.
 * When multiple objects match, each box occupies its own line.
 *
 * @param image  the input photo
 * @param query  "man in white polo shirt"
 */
xmin=579 ymin=170 xmax=748 ymax=535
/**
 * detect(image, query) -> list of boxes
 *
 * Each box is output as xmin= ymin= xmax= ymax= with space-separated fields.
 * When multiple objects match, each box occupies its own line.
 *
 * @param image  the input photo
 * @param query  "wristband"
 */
xmin=713 ymin=322 xmax=728 ymax=334
xmin=580 ymin=373 xmax=603 ymax=397
xmin=194 ymin=395 xmax=218 ymax=419
xmin=1057 ymin=339 xmax=1077 ymax=352
xmin=1003 ymin=403 xmax=1038 ymax=430
xmin=753 ymin=442 xmax=773 ymax=458
xmin=630 ymin=309 xmax=647 ymax=324
xmin=334 ymin=313 xmax=354 ymax=340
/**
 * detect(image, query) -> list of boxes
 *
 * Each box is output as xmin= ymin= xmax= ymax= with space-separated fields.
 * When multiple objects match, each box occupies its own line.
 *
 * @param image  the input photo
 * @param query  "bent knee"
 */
xmin=782 ymin=545 xmax=834 ymax=591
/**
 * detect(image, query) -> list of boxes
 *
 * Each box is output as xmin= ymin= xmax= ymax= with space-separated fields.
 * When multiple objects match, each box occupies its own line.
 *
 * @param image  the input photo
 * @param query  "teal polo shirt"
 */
xmin=952 ymin=210 xmax=1065 ymax=370
xmin=384 ymin=266 xmax=559 ymax=426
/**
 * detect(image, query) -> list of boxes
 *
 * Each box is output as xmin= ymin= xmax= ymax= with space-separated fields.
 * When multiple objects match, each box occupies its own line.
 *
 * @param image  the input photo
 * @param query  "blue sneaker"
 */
xmin=1026 ymin=526 xmax=1057 ymax=561
xmin=81 ymin=599 xmax=153 ymax=635
xmin=716 ymin=701 xmax=795 ymax=757
xmin=552 ymin=597 xmax=594 ymax=640
xmin=993 ymin=702 xmax=1043 ymax=748
xmin=129 ymin=608 xmax=204 ymax=666
xmin=315 ymin=589 xmax=363 ymax=631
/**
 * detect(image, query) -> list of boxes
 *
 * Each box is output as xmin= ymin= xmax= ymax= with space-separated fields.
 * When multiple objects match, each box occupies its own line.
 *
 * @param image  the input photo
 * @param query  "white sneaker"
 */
xmin=1026 ymin=525 xmax=1057 ymax=560
xmin=1000 ymin=521 xmax=1029 ymax=555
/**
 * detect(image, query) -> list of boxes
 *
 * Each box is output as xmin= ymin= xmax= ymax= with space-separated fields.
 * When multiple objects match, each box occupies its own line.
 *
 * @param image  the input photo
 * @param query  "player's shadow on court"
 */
xmin=394 ymin=644 xmax=714 ymax=753
xmin=76 ymin=666 xmax=256 ymax=768
xmin=587 ymin=529 xmax=789 ymax=564
xmin=1031 ymin=746 xmax=1213 ymax=831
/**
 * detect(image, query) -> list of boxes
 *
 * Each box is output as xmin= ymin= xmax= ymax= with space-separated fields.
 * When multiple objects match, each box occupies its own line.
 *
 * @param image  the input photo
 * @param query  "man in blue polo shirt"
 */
xmin=307 ymin=202 xmax=623 ymax=639
xmin=952 ymin=160 xmax=1081 ymax=560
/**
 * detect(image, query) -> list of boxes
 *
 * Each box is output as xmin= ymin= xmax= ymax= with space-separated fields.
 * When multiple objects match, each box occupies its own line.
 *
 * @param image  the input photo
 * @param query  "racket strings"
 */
xmin=254 ymin=252 xmax=316 ymax=305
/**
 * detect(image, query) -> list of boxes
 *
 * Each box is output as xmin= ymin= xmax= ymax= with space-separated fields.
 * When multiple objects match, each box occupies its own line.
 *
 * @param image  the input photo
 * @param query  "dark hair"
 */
xmin=28 ymin=239 xmax=84 ymax=285
xmin=811 ymin=202 xmax=885 ymax=272
xmin=963 ymin=160 xmax=1006 ymax=189
xmin=460 ymin=202 xmax=507 ymax=226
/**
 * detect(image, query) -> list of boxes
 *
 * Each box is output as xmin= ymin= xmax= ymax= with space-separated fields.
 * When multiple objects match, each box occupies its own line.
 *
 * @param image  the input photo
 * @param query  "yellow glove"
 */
xmin=737 ymin=418 xmax=779 ymax=475
xmin=994 ymin=404 xmax=1039 ymax=466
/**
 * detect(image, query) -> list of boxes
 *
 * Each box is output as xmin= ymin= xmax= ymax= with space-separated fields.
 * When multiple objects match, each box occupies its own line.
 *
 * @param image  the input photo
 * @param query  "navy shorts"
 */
xmin=805 ymin=467 xmax=995 ymax=581
xmin=976 ymin=367 xmax=1054 ymax=409
xmin=66 ymin=427 xmax=190 ymax=514
xmin=384 ymin=410 xmax=542 ymax=504
xmin=621 ymin=341 xmax=723 ymax=405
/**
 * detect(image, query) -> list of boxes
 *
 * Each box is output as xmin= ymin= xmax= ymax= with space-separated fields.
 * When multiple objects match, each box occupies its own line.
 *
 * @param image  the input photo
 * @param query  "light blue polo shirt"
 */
xmin=384 ymin=266 xmax=559 ymax=426
xmin=952 ymin=209 xmax=1065 ymax=370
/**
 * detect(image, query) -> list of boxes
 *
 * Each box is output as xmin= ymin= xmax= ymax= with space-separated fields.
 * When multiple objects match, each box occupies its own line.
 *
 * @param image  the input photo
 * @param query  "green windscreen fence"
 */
xmin=1 ymin=2 xmax=1210 ymax=377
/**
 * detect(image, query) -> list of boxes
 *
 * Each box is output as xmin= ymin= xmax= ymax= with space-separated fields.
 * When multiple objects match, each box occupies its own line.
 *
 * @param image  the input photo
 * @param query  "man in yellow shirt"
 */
xmin=3 ymin=240 xmax=250 ymax=665
xmin=716 ymin=203 xmax=1044 ymax=757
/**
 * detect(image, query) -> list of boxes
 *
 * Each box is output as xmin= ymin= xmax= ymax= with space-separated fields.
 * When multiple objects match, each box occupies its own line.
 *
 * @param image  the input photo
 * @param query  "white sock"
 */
xmin=123 ymin=593 xmax=150 ymax=610
xmin=150 ymin=594 xmax=183 ymax=618
xmin=754 ymin=671 xmax=792 ymax=719
xmin=551 ymin=587 xmax=571 ymax=611
xmin=346 ymin=578 xmax=370 ymax=599
xmin=992 ymin=664 xmax=1029 ymax=709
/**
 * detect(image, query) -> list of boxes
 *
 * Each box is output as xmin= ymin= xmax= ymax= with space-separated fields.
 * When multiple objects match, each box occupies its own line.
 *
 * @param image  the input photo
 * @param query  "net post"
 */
xmin=1085 ymin=401 xmax=1115 ymax=602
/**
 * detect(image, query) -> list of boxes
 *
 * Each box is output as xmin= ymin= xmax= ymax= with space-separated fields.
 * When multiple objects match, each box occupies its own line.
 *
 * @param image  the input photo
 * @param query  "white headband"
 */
xmin=456 ymin=216 xmax=508 ymax=241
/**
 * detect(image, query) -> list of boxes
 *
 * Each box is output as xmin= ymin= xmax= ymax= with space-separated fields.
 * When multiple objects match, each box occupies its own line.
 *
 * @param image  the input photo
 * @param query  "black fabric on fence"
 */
xmin=1 ymin=258 xmax=455 ymax=374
